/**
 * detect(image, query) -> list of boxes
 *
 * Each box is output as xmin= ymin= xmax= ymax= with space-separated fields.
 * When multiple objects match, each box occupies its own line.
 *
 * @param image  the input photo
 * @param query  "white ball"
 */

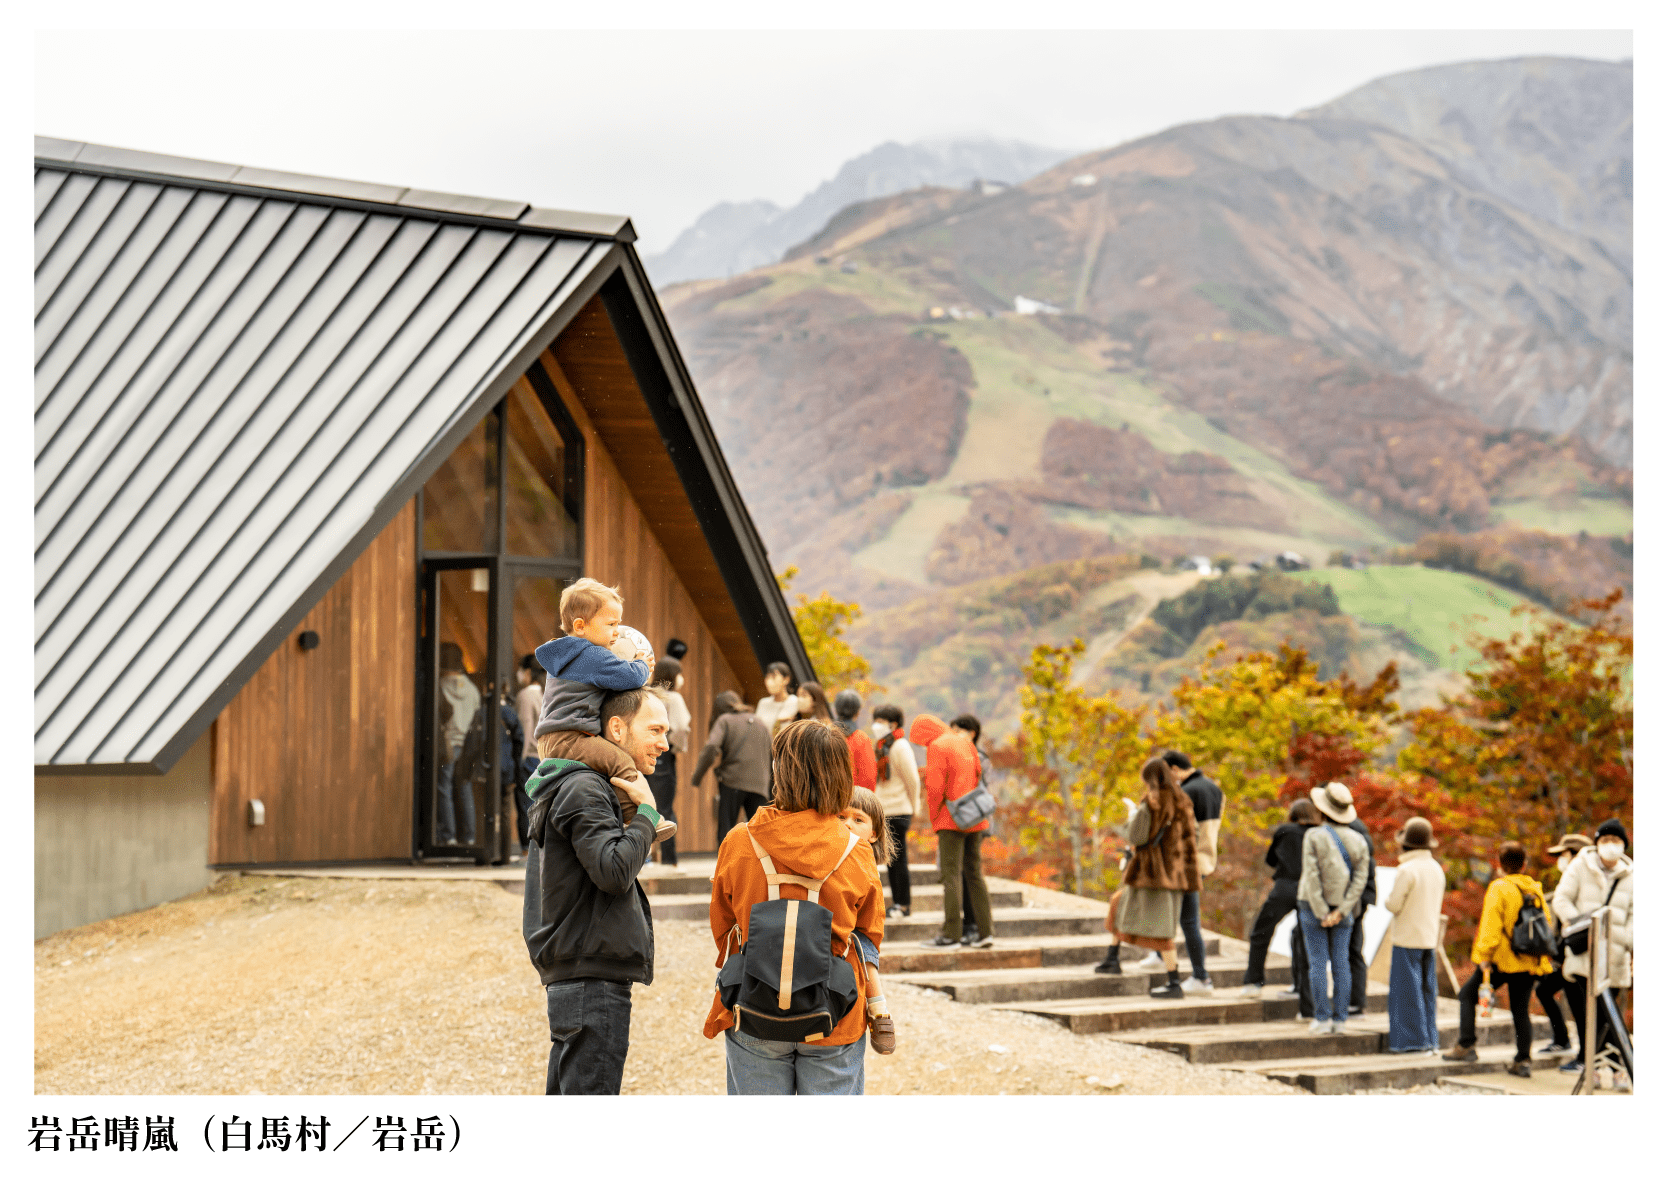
xmin=611 ymin=625 xmax=651 ymax=663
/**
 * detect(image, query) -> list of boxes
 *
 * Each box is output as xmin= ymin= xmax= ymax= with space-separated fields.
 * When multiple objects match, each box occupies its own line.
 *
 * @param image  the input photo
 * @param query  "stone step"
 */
xmin=885 ymin=862 xmax=1000 ymax=891
xmin=883 ymin=907 xmax=1112 ymax=940
xmin=1227 ymin=1041 xmax=1567 ymax=1095
xmin=638 ymin=873 xmax=718 ymax=895
xmin=878 ymin=933 xmax=1221 ymax=974
xmin=898 ymin=959 xmax=1293 ymax=1005
xmin=874 ymin=882 xmax=1026 ymax=913
xmin=644 ymin=880 xmax=1027 ymax=921
xmin=1109 ymin=1010 xmax=1549 ymax=1065
xmin=987 ymin=983 xmax=1390 ymax=1035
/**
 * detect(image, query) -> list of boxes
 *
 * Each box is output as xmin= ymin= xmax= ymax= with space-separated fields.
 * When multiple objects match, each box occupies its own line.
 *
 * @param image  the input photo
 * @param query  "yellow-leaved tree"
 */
xmin=1152 ymin=643 xmax=1388 ymax=841
xmin=1013 ymin=640 xmax=1148 ymax=895
xmin=775 ymin=566 xmax=882 ymax=696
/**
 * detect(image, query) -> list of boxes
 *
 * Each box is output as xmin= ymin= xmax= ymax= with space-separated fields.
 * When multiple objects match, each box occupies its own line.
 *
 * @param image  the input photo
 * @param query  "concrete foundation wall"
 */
xmin=35 ymin=730 xmax=214 ymax=939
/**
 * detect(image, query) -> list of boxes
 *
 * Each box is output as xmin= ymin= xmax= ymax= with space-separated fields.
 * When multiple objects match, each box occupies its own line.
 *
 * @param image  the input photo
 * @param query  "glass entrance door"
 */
xmin=419 ymin=561 xmax=498 ymax=862
xmin=416 ymin=365 xmax=584 ymax=862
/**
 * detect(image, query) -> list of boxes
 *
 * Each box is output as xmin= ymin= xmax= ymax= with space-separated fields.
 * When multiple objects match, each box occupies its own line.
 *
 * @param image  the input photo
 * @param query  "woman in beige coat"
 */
xmin=1382 ymin=817 xmax=1445 ymax=1054
xmin=1551 ymin=819 xmax=1633 ymax=1084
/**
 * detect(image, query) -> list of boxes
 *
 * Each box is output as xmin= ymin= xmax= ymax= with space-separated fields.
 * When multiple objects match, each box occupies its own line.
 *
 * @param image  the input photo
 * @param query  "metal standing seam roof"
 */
xmin=33 ymin=137 xmax=650 ymax=773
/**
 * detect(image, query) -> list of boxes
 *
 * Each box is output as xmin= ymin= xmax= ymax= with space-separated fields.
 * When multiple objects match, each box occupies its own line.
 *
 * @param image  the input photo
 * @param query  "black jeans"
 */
xmin=1245 ymin=885 xmax=1298 ymax=987
xmin=1564 ymin=977 xmax=1627 ymax=1062
xmin=1179 ymin=891 xmax=1208 ymax=980
xmin=717 ymin=786 xmax=765 ymax=840
xmin=884 ymin=815 xmax=913 ymax=911
xmin=646 ymin=751 xmax=678 ymax=865
xmin=1536 ymin=972 xmax=1571 ymax=1047
xmin=545 ymin=978 xmax=633 ymax=1094
xmin=1457 ymin=966 xmax=1533 ymax=1061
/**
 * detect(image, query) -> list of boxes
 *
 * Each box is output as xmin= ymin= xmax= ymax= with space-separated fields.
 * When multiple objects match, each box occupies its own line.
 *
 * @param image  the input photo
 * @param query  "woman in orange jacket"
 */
xmin=704 ymin=720 xmax=886 ymax=1094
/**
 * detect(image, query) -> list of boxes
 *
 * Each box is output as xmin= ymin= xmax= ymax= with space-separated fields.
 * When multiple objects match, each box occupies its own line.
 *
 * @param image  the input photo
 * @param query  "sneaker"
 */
xmin=1306 ymin=1019 xmax=1330 ymax=1035
xmin=1346 ymin=1005 xmax=1364 ymax=1017
xmin=1558 ymin=1059 xmax=1584 ymax=1074
xmin=886 ymin=905 xmax=905 ymax=919
xmin=1180 ymin=976 xmax=1213 ymax=994
xmin=1276 ymin=987 xmax=1301 ymax=998
xmin=1330 ymin=1020 xmax=1348 ymax=1034
xmin=959 ymin=930 xmax=977 ymax=946
xmin=968 ymin=932 xmax=995 ymax=949
xmin=1507 ymin=1060 xmax=1533 ymax=1079
xmin=1239 ymin=983 xmax=1262 ymax=998
xmin=868 ymin=1014 xmax=896 ymax=1055
xmin=1442 ymin=1045 xmax=1479 ymax=1063
xmin=1538 ymin=1041 xmax=1572 ymax=1056
xmin=653 ymin=818 xmax=678 ymax=844
xmin=1138 ymin=951 xmax=1163 ymax=971
xmin=1150 ymin=982 xmax=1185 ymax=1000
xmin=922 ymin=935 xmax=961 ymax=948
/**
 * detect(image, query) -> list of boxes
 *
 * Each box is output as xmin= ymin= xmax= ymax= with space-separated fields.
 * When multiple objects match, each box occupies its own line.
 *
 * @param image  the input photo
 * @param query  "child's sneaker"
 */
xmin=652 ymin=817 xmax=678 ymax=844
xmin=869 ymin=1013 xmax=896 ymax=1054
xmin=609 ymin=775 xmax=674 ymax=842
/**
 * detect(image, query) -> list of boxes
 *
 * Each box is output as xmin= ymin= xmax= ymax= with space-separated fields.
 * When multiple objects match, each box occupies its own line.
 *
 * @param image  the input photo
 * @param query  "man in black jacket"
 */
xmin=1241 ymin=799 xmax=1317 ymax=995
xmin=522 ymin=686 xmax=670 ymax=1094
xmin=1162 ymin=750 xmax=1223 ymax=992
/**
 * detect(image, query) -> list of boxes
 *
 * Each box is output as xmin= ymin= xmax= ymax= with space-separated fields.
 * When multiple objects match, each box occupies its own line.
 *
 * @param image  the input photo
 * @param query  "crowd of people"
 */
xmin=515 ymin=578 xmax=1633 ymax=1096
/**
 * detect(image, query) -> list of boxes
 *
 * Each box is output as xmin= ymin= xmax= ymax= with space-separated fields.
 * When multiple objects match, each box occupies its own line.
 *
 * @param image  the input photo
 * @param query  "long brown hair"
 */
xmin=771 ymin=719 xmax=853 ymax=815
xmin=1141 ymin=756 xmax=1187 ymax=827
xmin=798 ymin=681 xmax=833 ymax=723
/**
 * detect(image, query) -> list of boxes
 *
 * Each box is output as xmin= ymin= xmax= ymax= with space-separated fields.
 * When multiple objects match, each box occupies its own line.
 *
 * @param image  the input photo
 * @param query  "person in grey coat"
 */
xmin=1297 ymin=782 xmax=1370 ymax=1033
xmin=693 ymin=691 xmax=773 ymax=838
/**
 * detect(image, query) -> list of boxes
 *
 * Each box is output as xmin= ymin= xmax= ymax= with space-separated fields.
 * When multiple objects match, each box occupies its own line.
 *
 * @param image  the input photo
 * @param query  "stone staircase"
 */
xmin=609 ymin=859 xmax=1557 ymax=1093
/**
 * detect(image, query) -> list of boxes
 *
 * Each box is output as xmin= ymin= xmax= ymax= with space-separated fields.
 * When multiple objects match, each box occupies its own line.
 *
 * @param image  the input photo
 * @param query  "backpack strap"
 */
xmin=748 ymin=830 xmax=862 ymax=905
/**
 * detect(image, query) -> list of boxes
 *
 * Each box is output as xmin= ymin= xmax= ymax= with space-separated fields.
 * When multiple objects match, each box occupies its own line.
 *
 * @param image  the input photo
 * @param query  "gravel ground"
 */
xmin=36 ymin=874 xmax=1297 ymax=1096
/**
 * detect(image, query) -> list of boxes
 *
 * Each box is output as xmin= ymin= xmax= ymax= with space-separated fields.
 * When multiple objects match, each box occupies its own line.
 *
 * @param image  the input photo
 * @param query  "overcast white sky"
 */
xmin=35 ymin=28 xmax=1634 ymax=256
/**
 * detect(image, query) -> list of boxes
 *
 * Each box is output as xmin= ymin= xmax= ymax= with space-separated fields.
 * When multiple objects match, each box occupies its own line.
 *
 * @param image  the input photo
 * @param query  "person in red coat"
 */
xmin=909 ymin=714 xmax=993 ymax=948
xmin=833 ymin=690 xmax=878 ymax=791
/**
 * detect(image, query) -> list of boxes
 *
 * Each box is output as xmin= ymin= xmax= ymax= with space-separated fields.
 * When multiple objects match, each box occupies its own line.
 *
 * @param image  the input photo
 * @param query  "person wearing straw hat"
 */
xmin=1382 ymin=817 xmax=1446 ymax=1053
xmin=1533 ymin=833 xmax=1591 ymax=1058
xmin=1296 ymin=782 xmax=1370 ymax=1034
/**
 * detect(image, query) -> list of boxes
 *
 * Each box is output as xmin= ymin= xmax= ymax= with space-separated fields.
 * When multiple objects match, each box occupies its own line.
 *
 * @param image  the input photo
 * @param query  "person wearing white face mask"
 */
xmin=1534 ymin=833 xmax=1592 ymax=1057
xmin=1552 ymin=819 xmax=1633 ymax=1087
xmin=869 ymin=704 xmax=920 ymax=917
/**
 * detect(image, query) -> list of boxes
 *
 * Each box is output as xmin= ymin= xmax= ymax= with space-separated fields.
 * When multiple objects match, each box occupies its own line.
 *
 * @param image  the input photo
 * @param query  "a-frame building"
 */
xmin=34 ymin=137 xmax=810 ymax=937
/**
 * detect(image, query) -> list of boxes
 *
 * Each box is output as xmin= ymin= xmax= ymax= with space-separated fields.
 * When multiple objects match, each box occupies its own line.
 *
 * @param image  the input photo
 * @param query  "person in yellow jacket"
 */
xmin=1442 ymin=841 xmax=1553 ymax=1075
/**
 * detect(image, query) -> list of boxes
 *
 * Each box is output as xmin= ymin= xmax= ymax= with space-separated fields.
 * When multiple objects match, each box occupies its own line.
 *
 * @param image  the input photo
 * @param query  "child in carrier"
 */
xmin=840 ymin=786 xmax=898 ymax=1054
xmin=531 ymin=577 xmax=675 ymax=843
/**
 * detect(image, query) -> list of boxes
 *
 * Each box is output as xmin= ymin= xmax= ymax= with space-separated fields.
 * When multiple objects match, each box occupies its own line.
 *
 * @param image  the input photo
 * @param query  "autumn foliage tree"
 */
xmin=1010 ymin=641 xmax=1148 ymax=895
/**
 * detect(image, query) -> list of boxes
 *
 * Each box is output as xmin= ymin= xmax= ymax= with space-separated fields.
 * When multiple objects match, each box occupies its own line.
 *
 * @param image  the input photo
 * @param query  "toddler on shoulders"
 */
xmin=531 ymin=578 xmax=675 ymax=844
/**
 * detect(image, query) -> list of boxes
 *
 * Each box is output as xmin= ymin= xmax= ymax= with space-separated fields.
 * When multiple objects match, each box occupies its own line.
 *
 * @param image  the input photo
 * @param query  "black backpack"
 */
xmin=1509 ymin=887 xmax=1558 ymax=958
xmin=453 ymin=704 xmax=488 ymax=785
xmin=716 ymin=831 xmax=862 ymax=1042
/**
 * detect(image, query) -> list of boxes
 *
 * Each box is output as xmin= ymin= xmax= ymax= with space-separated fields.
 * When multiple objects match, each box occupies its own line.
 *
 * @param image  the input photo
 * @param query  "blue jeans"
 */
xmin=724 ymin=1026 xmax=866 ymax=1094
xmin=436 ymin=741 xmax=476 ymax=845
xmin=1387 ymin=946 xmax=1439 ymax=1052
xmin=546 ymin=979 xmax=633 ymax=1094
xmin=1297 ymin=907 xmax=1354 ymax=1024
xmin=1179 ymin=890 xmax=1208 ymax=980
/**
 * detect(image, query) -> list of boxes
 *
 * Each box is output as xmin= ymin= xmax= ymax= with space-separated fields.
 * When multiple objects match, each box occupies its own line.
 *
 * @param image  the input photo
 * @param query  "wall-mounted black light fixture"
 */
xmin=298 ymin=630 xmax=321 ymax=651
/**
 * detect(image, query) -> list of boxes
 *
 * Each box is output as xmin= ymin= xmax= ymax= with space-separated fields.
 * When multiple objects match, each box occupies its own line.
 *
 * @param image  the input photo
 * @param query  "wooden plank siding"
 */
xmin=550 ymin=297 xmax=768 ymax=704
xmin=528 ymin=337 xmax=748 ymax=853
xmin=210 ymin=500 xmax=416 ymax=864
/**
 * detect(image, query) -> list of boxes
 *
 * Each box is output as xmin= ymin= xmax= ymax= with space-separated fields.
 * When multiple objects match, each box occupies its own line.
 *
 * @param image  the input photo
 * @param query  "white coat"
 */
xmin=1551 ymin=845 xmax=1633 ymax=987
